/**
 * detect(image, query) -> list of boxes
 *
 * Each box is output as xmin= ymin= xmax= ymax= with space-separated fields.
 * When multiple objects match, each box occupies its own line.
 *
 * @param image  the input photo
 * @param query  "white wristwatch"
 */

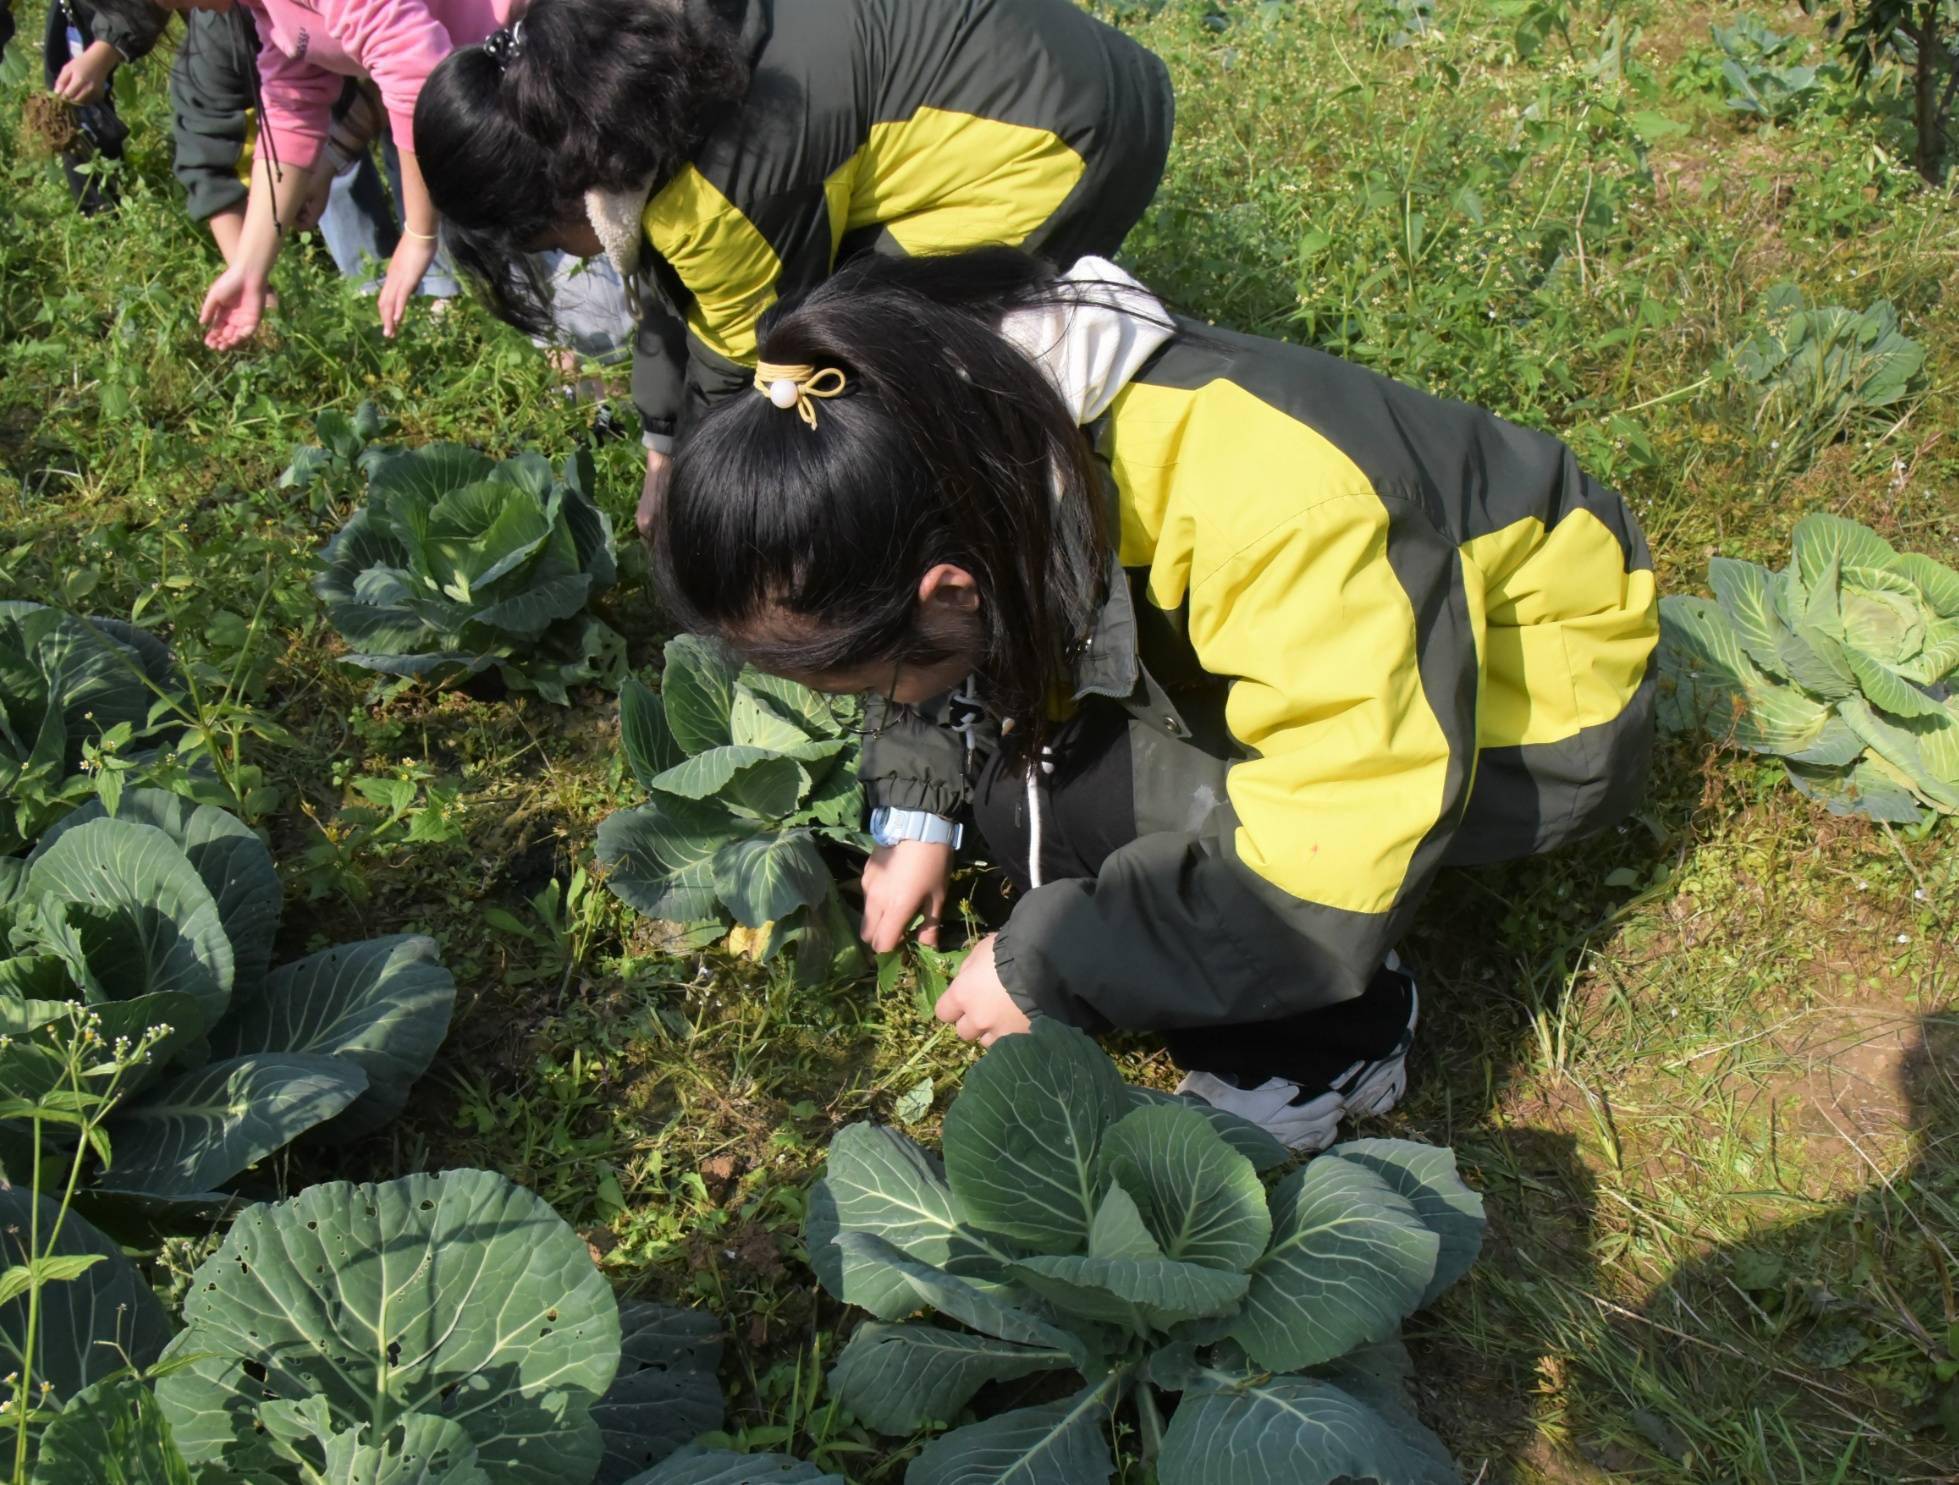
xmin=869 ymin=807 xmax=963 ymax=849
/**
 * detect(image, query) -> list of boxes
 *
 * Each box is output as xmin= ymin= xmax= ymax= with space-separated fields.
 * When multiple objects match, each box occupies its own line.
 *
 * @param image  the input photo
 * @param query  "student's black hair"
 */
xmin=651 ymin=248 xmax=1139 ymax=757
xmin=415 ymin=0 xmax=751 ymax=334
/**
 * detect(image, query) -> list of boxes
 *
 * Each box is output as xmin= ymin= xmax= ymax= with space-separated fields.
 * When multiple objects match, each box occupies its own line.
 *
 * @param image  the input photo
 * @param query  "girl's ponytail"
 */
xmin=652 ymin=249 xmax=1117 ymax=757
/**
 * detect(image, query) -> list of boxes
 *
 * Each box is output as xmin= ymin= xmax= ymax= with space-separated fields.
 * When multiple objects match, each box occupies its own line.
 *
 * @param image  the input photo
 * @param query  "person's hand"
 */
xmin=199 ymin=262 xmax=271 ymax=350
xmin=860 ymin=839 xmax=953 ymax=953
xmin=376 ymin=232 xmax=439 ymax=338
xmin=53 ymin=45 xmax=116 ymax=106
xmin=637 ymin=448 xmax=673 ymax=542
xmin=934 ymin=936 xmax=1031 ymax=1047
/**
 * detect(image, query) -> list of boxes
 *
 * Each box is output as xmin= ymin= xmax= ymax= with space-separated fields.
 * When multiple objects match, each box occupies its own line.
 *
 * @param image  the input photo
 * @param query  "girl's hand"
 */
xmin=199 ymin=263 xmax=270 ymax=350
xmin=53 ymin=44 xmax=117 ymax=106
xmin=934 ymin=936 xmax=1031 ymax=1047
xmin=377 ymin=232 xmax=439 ymax=338
xmin=860 ymin=839 xmax=953 ymax=953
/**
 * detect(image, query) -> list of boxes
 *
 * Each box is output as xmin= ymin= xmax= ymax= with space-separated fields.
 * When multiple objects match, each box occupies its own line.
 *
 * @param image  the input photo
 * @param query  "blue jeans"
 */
xmin=315 ymin=131 xmax=458 ymax=298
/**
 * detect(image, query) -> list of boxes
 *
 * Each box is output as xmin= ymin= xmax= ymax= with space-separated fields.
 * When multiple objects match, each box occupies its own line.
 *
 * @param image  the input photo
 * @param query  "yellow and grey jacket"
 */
xmin=866 ymin=269 xmax=1659 ymax=1031
xmin=587 ymin=0 xmax=1172 ymax=449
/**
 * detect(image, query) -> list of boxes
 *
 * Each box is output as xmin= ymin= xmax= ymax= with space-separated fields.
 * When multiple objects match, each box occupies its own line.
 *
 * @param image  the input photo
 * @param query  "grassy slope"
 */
xmin=2 ymin=1 xmax=1956 ymax=1480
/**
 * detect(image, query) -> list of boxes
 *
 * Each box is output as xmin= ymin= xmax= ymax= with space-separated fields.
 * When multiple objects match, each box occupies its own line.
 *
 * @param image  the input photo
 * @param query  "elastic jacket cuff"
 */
xmin=990 ymin=919 xmax=1050 ymax=1021
xmin=863 ymin=772 xmax=968 ymax=818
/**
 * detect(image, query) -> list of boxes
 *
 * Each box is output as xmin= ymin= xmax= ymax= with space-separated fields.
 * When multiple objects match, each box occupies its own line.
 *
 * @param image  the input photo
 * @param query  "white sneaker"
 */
xmin=1176 ymin=967 xmax=1419 ymax=1154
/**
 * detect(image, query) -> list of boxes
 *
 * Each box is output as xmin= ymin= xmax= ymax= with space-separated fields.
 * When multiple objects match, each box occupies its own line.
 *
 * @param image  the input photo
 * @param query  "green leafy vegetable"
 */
xmin=1712 ymin=17 xmax=1825 ymax=122
xmin=153 ymin=1169 xmax=724 ymax=1485
xmin=1730 ymin=286 xmax=1925 ymax=479
xmin=0 ymin=603 xmax=183 ymax=855
xmin=596 ymin=636 xmax=869 ymax=982
xmin=1658 ymin=513 xmax=1959 ymax=821
xmin=306 ymin=414 xmax=625 ymax=704
xmin=805 ymin=1021 xmax=1484 ymax=1484
xmin=0 ymin=789 xmax=457 ymax=1196
xmin=28 ymin=1375 xmax=193 ymax=1485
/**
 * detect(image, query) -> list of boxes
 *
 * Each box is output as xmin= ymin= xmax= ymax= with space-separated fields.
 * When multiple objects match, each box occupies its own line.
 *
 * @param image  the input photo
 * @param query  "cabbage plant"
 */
xmin=1713 ymin=17 xmax=1824 ymax=121
xmin=8 ymin=1170 xmax=727 ymax=1483
xmin=1659 ymin=513 xmax=1959 ymax=822
xmin=0 ymin=603 xmax=180 ymax=855
xmin=153 ymin=1170 xmax=725 ymax=1485
xmin=0 ymin=789 xmax=456 ymax=1197
xmin=1731 ymin=286 xmax=1924 ymax=479
xmin=805 ymin=1021 xmax=1484 ymax=1484
xmin=310 ymin=431 xmax=626 ymax=704
xmin=596 ymin=636 xmax=869 ymax=981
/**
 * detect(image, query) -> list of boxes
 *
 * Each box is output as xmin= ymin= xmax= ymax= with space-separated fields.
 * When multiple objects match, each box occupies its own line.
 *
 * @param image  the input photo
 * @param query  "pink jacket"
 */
xmin=241 ymin=0 xmax=514 ymax=171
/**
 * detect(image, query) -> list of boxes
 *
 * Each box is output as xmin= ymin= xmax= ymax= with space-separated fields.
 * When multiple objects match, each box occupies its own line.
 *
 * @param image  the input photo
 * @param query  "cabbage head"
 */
xmin=1659 ymin=512 xmax=1959 ymax=821
xmin=311 ymin=435 xmax=625 ymax=704
xmin=596 ymin=635 xmax=869 ymax=983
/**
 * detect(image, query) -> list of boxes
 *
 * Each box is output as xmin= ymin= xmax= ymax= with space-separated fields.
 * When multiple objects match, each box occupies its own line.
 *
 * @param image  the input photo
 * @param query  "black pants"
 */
xmin=43 ymin=2 xmax=125 ymax=215
xmin=970 ymin=702 xmax=1411 ymax=1088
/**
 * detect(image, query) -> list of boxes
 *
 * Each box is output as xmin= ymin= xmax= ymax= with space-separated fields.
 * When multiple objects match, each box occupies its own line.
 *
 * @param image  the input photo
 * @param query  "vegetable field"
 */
xmin=3 ymin=2 xmax=1957 ymax=1482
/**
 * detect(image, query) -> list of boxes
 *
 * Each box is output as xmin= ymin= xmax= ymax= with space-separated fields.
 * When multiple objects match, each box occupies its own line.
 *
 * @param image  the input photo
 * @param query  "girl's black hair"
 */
xmin=414 ymin=0 xmax=751 ymax=334
xmin=651 ymin=248 xmax=1128 ymax=756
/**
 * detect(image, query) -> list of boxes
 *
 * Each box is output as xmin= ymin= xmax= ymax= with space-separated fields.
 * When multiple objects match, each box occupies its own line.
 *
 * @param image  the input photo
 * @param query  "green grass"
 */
xmin=4 ymin=1 xmax=1958 ymax=1480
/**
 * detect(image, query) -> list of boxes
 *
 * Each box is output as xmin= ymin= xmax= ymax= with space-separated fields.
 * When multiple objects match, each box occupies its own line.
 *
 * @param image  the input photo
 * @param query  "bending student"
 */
xmin=645 ymin=249 xmax=1659 ymax=1153
xmin=108 ymin=0 xmax=499 ymax=344
xmin=415 ymin=0 xmax=1173 ymax=536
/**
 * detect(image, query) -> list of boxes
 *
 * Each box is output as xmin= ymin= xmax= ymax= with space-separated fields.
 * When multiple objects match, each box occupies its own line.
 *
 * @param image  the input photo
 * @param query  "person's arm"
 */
xmin=51 ymin=37 xmax=117 ymax=104
xmin=198 ymin=11 xmax=340 ymax=348
xmin=199 ymin=144 xmax=322 ymax=348
xmin=207 ymin=206 xmax=247 ymax=264
xmin=86 ymin=0 xmax=165 ymax=65
xmin=993 ymin=494 xmax=1477 ymax=1033
xmin=630 ymin=286 xmax=692 ymax=471
xmin=320 ymin=0 xmax=455 ymax=334
xmin=373 ymin=145 xmax=438 ymax=337
xmin=851 ymin=693 xmax=974 ymax=954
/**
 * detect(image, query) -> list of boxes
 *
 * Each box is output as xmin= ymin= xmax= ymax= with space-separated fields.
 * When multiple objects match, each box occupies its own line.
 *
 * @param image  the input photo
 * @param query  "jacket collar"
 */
xmin=1068 ymin=550 xmax=1141 ymax=703
xmin=582 ymin=0 xmax=770 ymax=283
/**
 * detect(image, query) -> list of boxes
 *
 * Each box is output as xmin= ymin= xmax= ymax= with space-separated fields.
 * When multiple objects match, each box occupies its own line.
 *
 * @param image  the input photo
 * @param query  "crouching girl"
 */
xmin=647 ymin=250 xmax=1659 ymax=1152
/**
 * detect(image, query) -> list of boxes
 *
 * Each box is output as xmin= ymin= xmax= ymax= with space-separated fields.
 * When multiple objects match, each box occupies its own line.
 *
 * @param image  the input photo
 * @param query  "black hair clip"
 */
xmin=482 ymin=20 xmax=525 ymax=70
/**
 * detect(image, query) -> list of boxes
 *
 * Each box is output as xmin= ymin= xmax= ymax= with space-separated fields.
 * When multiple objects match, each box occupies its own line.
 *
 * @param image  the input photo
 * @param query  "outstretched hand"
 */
xmin=199 ymin=263 xmax=270 ymax=350
xmin=377 ymin=234 xmax=439 ymax=338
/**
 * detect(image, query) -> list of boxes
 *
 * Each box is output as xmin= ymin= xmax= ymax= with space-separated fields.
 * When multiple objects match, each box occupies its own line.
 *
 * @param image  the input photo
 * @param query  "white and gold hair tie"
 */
xmin=753 ymin=361 xmax=848 ymax=430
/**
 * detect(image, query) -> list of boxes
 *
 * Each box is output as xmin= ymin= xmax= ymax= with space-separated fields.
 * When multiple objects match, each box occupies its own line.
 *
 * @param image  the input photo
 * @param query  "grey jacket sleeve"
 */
xmin=90 ymin=0 xmax=166 ymax=61
xmin=630 ymin=290 xmax=691 ymax=451
xmin=168 ymin=11 xmax=251 ymax=223
xmin=859 ymin=694 xmax=972 ymax=820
